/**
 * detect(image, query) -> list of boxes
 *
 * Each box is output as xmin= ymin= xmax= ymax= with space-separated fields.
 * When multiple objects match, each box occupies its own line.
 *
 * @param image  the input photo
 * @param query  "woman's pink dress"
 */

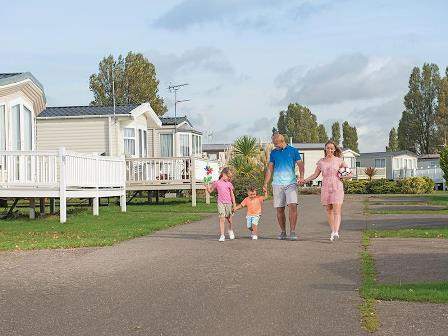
xmin=318 ymin=157 xmax=345 ymax=206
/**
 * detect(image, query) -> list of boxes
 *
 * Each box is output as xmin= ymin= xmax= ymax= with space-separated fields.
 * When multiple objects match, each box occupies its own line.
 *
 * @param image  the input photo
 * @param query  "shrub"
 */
xmin=366 ymin=179 xmax=400 ymax=194
xmin=421 ymin=176 xmax=435 ymax=193
xmin=299 ymin=186 xmax=321 ymax=195
xmin=343 ymin=180 xmax=369 ymax=194
xmin=232 ymin=172 xmax=266 ymax=203
xmin=398 ymin=176 xmax=434 ymax=194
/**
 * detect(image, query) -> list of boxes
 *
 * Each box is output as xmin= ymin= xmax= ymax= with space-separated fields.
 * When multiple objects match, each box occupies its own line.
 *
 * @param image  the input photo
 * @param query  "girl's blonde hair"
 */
xmin=324 ymin=140 xmax=342 ymax=158
xmin=219 ymin=167 xmax=231 ymax=180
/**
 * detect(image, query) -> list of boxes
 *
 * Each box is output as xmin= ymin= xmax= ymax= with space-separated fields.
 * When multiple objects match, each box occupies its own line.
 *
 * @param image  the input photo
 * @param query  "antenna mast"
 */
xmin=168 ymin=83 xmax=190 ymax=156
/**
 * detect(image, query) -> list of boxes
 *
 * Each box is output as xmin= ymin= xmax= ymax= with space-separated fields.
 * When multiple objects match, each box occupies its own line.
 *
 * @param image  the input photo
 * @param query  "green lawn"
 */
xmin=366 ymin=228 xmax=448 ymax=239
xmin=369 ymin=282 xmax=448 ymax=304
xmin=368 ymin=209 xmax=448 ymax=215
xmin=359 ymin=232 xmax=448 ymax=333
xmin=0 ymin=200 xmax=215 ymax=251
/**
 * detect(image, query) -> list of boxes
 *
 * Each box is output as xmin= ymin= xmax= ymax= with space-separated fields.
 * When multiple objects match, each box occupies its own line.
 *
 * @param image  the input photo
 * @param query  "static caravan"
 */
xmin=0 ymin=72 xmax=126 ymax=222
xmin=356 ymin=150 xmax=417 ymax=180
xmin=36 ymin=104 xmax=162 ymax=157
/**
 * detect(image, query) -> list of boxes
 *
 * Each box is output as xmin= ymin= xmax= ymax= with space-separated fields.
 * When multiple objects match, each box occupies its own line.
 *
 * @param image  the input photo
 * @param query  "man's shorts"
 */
xmin=246 ymin=215 xmax=260 ymax=229
xmin=217 ymin=202 xmax=233 ymax=218
xmin=273 ymin=184 xmax=298 ymax=208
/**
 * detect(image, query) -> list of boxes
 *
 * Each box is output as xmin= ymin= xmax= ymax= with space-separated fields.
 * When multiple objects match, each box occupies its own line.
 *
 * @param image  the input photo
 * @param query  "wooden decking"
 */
xmin=0 ymin=148 xmax=126 ymax=222
xmin=125 ymin=156 xmax=219 ymax=205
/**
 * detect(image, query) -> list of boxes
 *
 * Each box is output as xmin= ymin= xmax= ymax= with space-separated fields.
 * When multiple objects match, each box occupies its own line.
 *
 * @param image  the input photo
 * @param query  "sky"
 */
xmin=2 ymin=0 xmax=447 ymax=152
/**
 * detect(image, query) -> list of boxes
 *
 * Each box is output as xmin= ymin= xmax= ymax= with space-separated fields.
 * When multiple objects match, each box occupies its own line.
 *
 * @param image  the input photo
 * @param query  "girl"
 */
xmin=302 ymin=140 xmax=352 ymax=241
xmin=206 ymin=167 xmax=236 ymax=242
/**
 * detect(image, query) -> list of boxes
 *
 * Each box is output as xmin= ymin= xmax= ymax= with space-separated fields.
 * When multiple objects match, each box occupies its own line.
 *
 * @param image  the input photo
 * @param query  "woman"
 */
xmin=301 ymin=140 xmax=352 ymax=241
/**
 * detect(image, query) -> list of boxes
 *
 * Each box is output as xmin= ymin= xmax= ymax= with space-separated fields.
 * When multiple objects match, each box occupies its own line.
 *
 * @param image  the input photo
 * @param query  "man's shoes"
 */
xmin=277 ymin=231 xmax=287 ymax=240
xmin=289 ymin=231 xmax=298 ymax=241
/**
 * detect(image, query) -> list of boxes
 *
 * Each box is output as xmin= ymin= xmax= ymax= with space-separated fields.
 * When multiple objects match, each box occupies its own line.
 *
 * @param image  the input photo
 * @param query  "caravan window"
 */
xmin=160 ymin=133 xmax=173 ymax=157
xmin=374 ymin=158 xmax=385 ymax=168
xmin=180 ymin=134 xmax=190 ymax=156
xmin=123 ymin=128 xmax=136 ymax=155
xmin=11 ymin=105 xmax=21 ymax=150
xmin=23 ymin=106 xmax=32 ymax=150
xmin=0 ymin=105 xmax=5 ymax=150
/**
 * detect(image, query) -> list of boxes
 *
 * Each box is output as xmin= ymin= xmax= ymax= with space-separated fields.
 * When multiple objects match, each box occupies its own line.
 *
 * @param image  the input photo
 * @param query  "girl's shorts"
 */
xmin=246 ymin=215 xmax=260 ymax=229
xmin=217 ymin=203 xmax=233 ymax=218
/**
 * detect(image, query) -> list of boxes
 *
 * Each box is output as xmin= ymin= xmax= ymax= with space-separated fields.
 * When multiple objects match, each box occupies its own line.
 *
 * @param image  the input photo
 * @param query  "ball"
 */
xmin=337 ymin=167 xmax=352 ymax=178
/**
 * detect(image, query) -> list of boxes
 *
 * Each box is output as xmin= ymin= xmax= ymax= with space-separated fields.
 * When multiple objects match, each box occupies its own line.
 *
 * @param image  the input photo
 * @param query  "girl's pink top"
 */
xmin=317 ymin=157 xmax=345 ymax=206
xmin=212 ymin=179 xmax=234 ymax=204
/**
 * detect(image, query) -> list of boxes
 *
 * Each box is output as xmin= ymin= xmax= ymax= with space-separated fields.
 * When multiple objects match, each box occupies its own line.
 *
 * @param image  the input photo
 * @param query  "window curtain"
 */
xmin=23 ymin=106 xmax=32 ymax=150
xmin=180 ymin=134 xmax=190 ymax=156
xmin=123 ymin=128 xmax=135 ymax=156
xmin=0 ymin=106 xmax=5 ymax=150
xmin=11 ymin=105 xmax=21 ymax=150
xmin=160 ymin=134 xmax=173 ymax=157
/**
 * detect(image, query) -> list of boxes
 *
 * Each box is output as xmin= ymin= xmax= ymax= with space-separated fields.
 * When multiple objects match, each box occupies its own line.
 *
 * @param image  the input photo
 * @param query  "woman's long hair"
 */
xmin=324 ymin=140 xmax=342 ymax=158
xmin=219 ymin=167 xmax=231 ymax=180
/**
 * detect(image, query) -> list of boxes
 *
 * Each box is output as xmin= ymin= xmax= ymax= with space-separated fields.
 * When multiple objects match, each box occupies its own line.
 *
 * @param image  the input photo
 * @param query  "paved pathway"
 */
xmin=0 ymin=195 xmax=367 ymax=336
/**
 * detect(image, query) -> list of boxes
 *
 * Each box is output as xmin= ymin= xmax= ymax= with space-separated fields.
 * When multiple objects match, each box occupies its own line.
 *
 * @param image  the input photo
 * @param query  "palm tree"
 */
xmin=364 ymin=167 xmax=377 ymax=181
xmin=232 ymin=135 xmax=259 ymax=158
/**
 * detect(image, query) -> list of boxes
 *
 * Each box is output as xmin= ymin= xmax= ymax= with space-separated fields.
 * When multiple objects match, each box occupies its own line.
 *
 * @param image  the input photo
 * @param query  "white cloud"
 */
xmin=276 ymin=54 xmax=412 ymax=105
xmin=153 ymin=0 xmax=338 ymax=31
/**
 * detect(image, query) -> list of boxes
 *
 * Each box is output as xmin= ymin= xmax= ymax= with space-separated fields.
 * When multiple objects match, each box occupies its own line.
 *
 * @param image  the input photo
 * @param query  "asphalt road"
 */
xmin=0 ymin=195 xmax=367 ymax=336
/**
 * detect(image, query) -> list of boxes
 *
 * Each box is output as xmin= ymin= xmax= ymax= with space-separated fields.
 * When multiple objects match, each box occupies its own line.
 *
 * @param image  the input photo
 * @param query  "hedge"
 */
xmin=343 ymin=177 xmax=435 ymax=194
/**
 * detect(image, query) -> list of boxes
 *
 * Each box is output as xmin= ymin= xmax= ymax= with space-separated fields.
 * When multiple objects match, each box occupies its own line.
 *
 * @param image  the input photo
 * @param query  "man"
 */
xmin=263 ymin=134 xmax=304 ymax=240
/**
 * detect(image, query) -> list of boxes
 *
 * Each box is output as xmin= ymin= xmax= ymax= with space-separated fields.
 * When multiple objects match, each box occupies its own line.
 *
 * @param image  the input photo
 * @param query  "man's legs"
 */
xmin=288 ymin=203 xmax=298 ymax=232
xmin=276 ymin=207 xmax=286 ymax=232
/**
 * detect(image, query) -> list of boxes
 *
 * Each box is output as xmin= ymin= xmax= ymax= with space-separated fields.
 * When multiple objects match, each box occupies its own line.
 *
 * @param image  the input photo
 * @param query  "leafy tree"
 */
xmin=276 ymin=103 xmax=321 ymax=143
xmin=397 ymin=64 xmax=441 ymax=154
xmin=342 ymin=121 xmax=359 ymax=152
xmin=318 ymin=124 xmax=328 ymax=142
xmin=386 ymin=127 xmax=398 ymax=151
xmin=439 ymin=146 xmax=448 ymax=183
xmin=331 ymin=122 xmax=341 ymax=145
xmin=89 ymin=52 xmax=167 ymax=115
xmin=397 ymin=110 xmax=418 ymax=152
xmin=437 ymin=67 xmax=448 ymax=146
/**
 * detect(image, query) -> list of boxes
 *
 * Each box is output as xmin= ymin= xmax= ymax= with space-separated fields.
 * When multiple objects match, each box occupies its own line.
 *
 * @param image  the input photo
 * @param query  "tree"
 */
xmin=437 ymin=67 xmax=448 ymax=146
xmin=342 ymin=121 xmax=359 ymax=152
xmin=439 ymin=146 xmax=448 ymax=183
xmin=397 ymin=64 xmax=441 ymax=154
xmin=397 ymin=110 xmax=418 ymax=152
xmin=89 ymin=52 xmax=167 ymax=115
xmin=364 ymin=167 xmax=377 ymax=181
xmin=386 ymin=127 xmax=398 ymax=151
xmin=331 ymin=122 xmax=341 ymax=145
xmin=318 ymin=124 xmax=328 ymax=142
xmin=232 ymin=135 xmax=259 ymax=159
xmin=276 ymin=103 xmax=321 ymax=143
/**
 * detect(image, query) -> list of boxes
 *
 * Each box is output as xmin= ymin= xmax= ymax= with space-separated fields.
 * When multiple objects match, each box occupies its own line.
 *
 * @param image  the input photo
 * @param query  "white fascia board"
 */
xmin=130 ymin=103 xmax=162 ymax=127
xmin=36 ymin=114 xmax=131 ymax=120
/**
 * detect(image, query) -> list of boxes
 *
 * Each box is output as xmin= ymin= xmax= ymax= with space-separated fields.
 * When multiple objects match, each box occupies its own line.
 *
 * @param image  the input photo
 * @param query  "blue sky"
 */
xmin=2 ymin=0 xmax=447 ymax=151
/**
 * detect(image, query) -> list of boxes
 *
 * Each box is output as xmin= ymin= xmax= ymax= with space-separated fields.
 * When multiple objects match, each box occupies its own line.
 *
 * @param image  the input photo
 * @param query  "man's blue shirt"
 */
xmin=269 ymin=145 xmax=301 ymax=186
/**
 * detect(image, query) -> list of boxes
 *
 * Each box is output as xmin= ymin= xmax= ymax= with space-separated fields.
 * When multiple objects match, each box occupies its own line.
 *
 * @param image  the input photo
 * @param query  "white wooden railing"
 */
xmin=416 ymin=167 xmax=444 ymax=183
xmin=0 ymin=148 xmax=125 ymax=189
xmin=126 ymin=157 xmax=219 ymax=185
xmin=355 ymin=167 xmax=387 ymax=180
xmin=393 ymin=169 xmax=415 ymax=180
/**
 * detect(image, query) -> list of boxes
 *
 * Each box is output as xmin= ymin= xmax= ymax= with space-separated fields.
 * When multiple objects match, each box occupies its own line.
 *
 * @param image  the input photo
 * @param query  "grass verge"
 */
xmin=366 ymin=228 xmax=448 ymax=239
xmin=359 ymin=234 xmax=380 ymax=332
xmin=0 ymin=204 xmax=210 ymax=251
xmin=369 ymin=209 xmax=448 ymax=215
xmin=360 ymin=230 xmax=448 ymax=332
